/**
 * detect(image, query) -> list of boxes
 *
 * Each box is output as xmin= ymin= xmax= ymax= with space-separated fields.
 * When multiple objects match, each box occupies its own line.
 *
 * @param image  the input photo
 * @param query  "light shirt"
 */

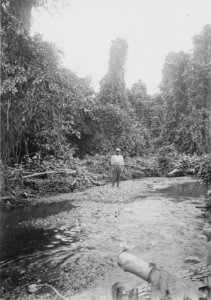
xmin=111 ymin=154 xmax=124 ymax=166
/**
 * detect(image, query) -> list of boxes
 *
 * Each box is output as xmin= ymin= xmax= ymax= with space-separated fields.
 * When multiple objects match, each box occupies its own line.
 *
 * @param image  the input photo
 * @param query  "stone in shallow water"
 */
xmin=184 ymin=256 xmax=201 ymax=264
xmin=27 ymin=284 xmax=39 ymax=293
xmin=45 ymin=244 xmax=55 ymax=248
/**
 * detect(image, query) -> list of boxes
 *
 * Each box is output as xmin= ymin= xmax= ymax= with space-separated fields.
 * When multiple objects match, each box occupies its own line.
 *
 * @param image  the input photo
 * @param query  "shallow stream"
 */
xmin=0 ymin=178 xmax=209 ymax=299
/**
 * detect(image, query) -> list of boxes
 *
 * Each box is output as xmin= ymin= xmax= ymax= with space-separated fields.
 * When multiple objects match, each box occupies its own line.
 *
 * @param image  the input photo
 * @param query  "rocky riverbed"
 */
xmin=0 ymin=177 xmax=209 ymax=299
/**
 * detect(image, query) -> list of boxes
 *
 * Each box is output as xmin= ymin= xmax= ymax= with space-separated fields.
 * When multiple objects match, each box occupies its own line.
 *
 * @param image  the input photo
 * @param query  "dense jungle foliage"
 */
xmin=1 ymin=1 xmax=211 ymax=174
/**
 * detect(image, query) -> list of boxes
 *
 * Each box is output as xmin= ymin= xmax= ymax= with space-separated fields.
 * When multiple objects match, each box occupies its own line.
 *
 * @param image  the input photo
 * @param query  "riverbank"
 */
xmin=0 ymin=155 xmax=159 ymax=207
xmin=1 ymin=152 xmax=199 ymax=207
xmin=0 ymin=176 xmax=209 ymax=299
xmin=2 ymin=152 xmax=210 ymax=212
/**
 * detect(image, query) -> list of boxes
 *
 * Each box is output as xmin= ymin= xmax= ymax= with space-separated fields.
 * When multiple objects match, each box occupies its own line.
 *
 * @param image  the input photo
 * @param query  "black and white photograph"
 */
xmin=1 ymin=0 xmax=211 ymax=299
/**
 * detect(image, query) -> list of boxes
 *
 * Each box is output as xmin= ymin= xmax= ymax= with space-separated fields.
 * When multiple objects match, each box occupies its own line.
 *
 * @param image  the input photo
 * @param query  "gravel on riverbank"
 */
xmin=0 ymin=176 xmax=208 ymax=300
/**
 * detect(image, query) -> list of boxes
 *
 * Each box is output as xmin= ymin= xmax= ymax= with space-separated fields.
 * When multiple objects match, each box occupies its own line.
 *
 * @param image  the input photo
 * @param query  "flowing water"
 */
xmin=0 ymin=177 xmax=209 ymax=299
xmin=0 ymin=201 xmax=75 ymax=261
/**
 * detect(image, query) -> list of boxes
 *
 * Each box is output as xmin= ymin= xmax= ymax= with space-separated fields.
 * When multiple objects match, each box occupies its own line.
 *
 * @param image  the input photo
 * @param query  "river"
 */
xmin=0 ymin=177 xmax=209 ymax=299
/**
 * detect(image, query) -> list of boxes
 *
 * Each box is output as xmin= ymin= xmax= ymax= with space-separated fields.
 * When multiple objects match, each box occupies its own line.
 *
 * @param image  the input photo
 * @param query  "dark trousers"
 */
xmin=112 ymin=166 xmax=122 ymax=186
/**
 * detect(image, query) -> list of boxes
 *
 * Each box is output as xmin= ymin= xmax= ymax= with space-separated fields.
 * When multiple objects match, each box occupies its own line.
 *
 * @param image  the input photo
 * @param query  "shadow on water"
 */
xmin=0 ymin=223 xmax=85 ymax=267
xmin=152 ymin=182 xmax=206 ymax=201
xmin=0 ymin=200 xmax=75 ymax=225
xmin=0 ymin=201 xmax=83 ymax=265
xmin=0 ymin=226 xmax=55 ymax=261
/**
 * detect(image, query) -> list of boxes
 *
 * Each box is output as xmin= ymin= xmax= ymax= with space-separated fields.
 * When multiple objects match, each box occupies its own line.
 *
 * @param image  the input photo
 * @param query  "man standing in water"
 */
xmin=111 ymin=148 xmax=124 ymax=187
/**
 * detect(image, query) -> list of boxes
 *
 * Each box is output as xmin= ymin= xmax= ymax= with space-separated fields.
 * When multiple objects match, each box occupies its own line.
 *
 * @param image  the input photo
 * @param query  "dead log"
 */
xmin=0 ymin=196 xmax=13 ymax=202
xmin=118 ymin=252 xmax=153 ymax=282
xmin=167 ymin=168 xmax=185 ymax=177
xmin=167 ymin=168 xmax=195 ymax=177
xmin=118 ymin=252 xmax=199 ymax=299
xmin=22 ymin=171 xmax=33 ymax=175
xmin=89 ymin=177 xmax=104 ymax=186
xmin=22 ymin=170 xmax=76 ymax=179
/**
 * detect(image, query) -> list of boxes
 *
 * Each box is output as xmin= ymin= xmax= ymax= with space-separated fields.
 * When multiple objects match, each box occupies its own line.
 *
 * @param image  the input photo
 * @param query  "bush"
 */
xmin=156 ymin=145 xmax=178 ymax=175
xmin=195 ymin=155 xmax=211 ymax=187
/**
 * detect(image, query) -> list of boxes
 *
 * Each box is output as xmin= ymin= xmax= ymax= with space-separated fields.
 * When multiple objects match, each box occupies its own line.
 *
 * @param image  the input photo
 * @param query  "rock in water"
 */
xmin=184 ymin=256 xmax=201 ymax=264
xmin=27 ymin=284 xmax=39 ymax=293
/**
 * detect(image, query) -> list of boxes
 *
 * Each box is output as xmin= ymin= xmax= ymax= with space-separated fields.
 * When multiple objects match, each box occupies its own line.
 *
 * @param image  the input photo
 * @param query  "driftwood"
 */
xmin=89 ymin=177 xmax=104 ymax=186
xmin=118 ymin=252 xmax=152 ymax=282
xmin=117 ymin=252 xmax=204 ymax=300
xmin=79 ymin=171 xmax=107 ymax=187
xmin=22 ymin=169 xmax=76 ymax=179
xmin=27 ymin=283 xmax=69 ymax=300
xmin=0 ymin=196 xmax=13 ymax=202
xmin=167 ymin=168 xmax=195 ymax=177
xmin=167 ymin=169 xmax=185 ymax=177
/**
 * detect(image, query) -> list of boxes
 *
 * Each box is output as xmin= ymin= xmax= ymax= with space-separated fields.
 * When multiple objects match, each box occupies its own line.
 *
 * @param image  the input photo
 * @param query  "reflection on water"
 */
xmin=0 ymin=223 xmax=85 ymax=268
xmin=0 ymin=226 xmax=54 ymax=261
xmin=0 ymin=201 xmax=77 ymax=265
xmin=0 ymin=200 xmax=75 ymax=225
xmin=153 ymin=182 xmax=206 ymax=199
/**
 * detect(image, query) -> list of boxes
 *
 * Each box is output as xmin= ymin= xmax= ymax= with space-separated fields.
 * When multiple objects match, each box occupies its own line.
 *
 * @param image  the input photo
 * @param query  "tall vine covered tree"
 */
xmin=159 ymin=25 xmax=211 ymax=154
xmin=128 ymin=79 xmax=149 ymax=121
xmin=98 ymin=38 xmax=128 ymax=108
xmin=160 ymin=52 xmax=190 ymax=148
xmin=187 ymin=25 xmax=211 ymax=151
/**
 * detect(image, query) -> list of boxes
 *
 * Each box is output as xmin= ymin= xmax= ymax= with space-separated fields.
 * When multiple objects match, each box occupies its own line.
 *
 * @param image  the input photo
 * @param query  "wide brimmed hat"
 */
xmin=116 ymin=148 xmax=121 ymax=152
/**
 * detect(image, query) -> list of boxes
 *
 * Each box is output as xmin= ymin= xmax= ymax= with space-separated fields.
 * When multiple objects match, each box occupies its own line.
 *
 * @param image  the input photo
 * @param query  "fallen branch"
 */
xmin=71 ymin=177 xmax=77 ymax=185
xmin=22 ymin=170 xmax=76 ymax=179
xmin=167 ymin=168 xmax=195 ymax=177
xmin=167 ymin=168 xmax=184 ymax=177
xmin=0 ymin=196 xmax=13 ymax=202
xmin=89 ymin=177 xmax=104 ymax=186
xmin=27 ymin=284 xmax=68 ymax=300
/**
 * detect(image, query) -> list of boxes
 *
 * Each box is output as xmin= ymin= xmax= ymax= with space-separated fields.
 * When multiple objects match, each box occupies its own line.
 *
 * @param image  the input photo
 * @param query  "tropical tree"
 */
xmin=187 ymin=25 xmax=211 ymax=151
xmin=159 ymin=51 xmax=192 ymax=149
xmin=1 ymin=0 xmax=94 ymax=163
xmin=128 ymin=79 xmax=149 ymax=120
xmin=98 ymin=38 xmax=129 ymax=108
